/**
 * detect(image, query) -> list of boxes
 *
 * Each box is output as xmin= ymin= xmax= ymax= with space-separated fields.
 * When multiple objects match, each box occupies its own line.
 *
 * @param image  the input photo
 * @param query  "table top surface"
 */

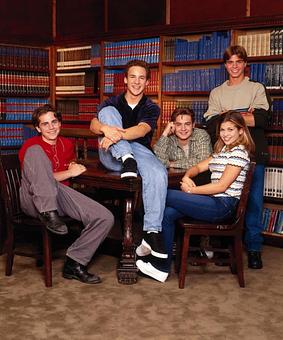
xmin=72 ymin=158 xmax=185 ymax=191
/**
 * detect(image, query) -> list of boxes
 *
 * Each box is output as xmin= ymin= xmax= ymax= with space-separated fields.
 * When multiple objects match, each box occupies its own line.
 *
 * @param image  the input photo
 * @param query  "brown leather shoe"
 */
xmin=63 ymin=257 xmax=101 ymax=284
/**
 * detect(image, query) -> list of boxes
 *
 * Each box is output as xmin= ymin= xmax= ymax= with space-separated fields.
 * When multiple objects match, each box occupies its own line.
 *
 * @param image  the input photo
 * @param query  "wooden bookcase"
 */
xmin=1 ymin=17 xmax=282 ymax=243
xmin=0 ymin=44 xmax=50 ymax=153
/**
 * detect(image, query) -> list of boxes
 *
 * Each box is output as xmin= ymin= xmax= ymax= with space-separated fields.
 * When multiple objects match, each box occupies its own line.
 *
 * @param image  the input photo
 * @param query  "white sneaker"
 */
xmin=136 ymin=260 xmax=168 ymax=283
xmin=204 ymin=250 xmax=214 ymax=259
xmin=136 ymin=244 xmax=151 ymax=257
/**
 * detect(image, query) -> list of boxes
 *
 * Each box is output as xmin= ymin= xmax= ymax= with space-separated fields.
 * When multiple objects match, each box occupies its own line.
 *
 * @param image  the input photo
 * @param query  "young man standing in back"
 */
xmin=90 ymin=60 xmax=169 ymax=282
xmin=204 ymin=45 xmax=271 ymax=269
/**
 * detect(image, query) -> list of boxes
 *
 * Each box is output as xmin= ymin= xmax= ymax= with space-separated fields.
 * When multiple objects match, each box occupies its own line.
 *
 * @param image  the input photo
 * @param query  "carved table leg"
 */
xmin=117 ymin=197 xmax=138 ymax=284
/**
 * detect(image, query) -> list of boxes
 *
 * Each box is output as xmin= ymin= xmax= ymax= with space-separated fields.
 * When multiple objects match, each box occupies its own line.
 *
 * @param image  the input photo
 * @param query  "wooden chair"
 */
xmin=60 ymin=127 xmax=98 ymax=160
xmin=0 ymin=153 xmax=82 ymax=287
xmin=176 ymin=162 xmax=255 ymax=289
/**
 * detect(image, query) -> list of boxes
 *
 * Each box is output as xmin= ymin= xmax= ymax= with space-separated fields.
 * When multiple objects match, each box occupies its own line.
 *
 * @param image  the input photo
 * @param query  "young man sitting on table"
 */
xmin=90 ymin=59 xmax=169 ymax=282
xmin=19 ymin=104 xmax=114 ymax=284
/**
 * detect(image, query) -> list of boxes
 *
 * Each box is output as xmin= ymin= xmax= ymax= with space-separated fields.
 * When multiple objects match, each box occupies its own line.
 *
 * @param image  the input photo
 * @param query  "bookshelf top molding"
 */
xmin=54 ymin=15 xmax=283 ymax=46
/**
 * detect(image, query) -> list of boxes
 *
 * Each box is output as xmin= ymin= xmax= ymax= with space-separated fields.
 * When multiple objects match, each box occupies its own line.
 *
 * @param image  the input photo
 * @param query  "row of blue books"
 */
xmin=0 ymin=124 xmax=37 ymax=146
xmin=262 ymin=207 xmax=283 ymax=234
xmin=162 ymin=100 xmax=208 ymax=125
xmin=0 ymin=98 xmax=48 ymax=120
xmin=162 ymin=65 xmax=227 ymax=92
xmin=104 ymin=37 xmax=160 ymax=66
xmin=249 ymin=63 xmax=283 ymax=89
xmin=269 ymin=99 xmax=283 ymax=128
xmin=164 ymin=31 xmax=231 ymax=62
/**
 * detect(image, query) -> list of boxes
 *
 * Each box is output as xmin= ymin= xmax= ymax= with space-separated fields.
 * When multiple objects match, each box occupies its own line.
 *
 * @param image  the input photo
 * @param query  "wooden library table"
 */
xmin=71 ymin=158 xmax=185 ymax=285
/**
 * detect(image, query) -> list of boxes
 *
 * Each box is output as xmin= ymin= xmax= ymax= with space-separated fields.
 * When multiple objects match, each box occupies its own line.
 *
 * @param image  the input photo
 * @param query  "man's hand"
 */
xmin=162 ymin=122 xmax=175 ymax=137
xmin=101 ymin=125 xmax=126 ymax=143
xmin=99 ymin=137 xmax=114 ymax=151
xmin=241 ymin=107 xmax=255 ymax=127
xmin=68 ymin=162 xmax=87 ymax=177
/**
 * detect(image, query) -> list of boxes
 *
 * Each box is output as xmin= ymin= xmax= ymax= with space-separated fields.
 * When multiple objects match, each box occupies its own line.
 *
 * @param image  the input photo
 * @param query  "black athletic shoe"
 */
xmin=120 ymin=158 xmax=137 ymax=179
xmin=138 ymin=232 xmax=168 ymax=259
xmin=248 ymin=251 xmax=263 ymax=269
xmin=39 ymin=210 xmax=68 ymax=235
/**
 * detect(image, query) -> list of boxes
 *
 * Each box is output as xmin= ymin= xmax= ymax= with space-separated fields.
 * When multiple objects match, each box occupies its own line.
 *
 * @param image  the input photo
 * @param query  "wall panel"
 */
xmin=170 ymin=0 xmax=247 ymax=25
xmin=250 ymin=0 xmax=283 ymax=17
xmin=56 ymin=0 xmax=104 ymax=41
xmin=107 ymin=0 xmax=166 ymax=32
xmin=0 ymin=0 xmax=52 ymax=44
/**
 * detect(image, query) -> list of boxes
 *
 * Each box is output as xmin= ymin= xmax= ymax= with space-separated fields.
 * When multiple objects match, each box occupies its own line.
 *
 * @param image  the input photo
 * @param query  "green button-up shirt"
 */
xmin=153 ymin=128 xmax=212 ymax=169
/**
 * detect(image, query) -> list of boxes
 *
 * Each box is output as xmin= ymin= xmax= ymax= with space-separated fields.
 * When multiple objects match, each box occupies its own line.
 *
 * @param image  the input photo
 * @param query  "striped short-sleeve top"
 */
xmin=209 ymin=144 xmax=250 ymax=200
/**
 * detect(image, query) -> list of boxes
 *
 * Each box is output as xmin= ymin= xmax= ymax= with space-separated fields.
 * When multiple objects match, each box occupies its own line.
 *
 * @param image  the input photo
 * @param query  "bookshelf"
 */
xmin=0 ymin=44 xmax=50 ymax=152
xmin=54 ymin=44 xmax=101 ymax=125
xmin=232 ymin=27 xmax=283 ymax=240
xmin=99 ymin=29 xmax=283 ymax=241
xmin=1 ymin=23 xmax=277 ymax=239
xmin=160 ymin=31 xmax=231 ymax=131
xmin=52 ymin=44 xmax=102 ymax=156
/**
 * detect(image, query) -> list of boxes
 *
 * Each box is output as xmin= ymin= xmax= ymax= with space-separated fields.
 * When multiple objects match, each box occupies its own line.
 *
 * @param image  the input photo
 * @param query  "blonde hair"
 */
xmin=214 ymin=110 xmax=255 ymax=155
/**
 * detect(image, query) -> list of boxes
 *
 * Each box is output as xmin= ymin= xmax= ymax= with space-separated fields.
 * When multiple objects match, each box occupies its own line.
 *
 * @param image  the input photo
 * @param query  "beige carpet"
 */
xmin=0 ymin=245 xmax=282 ymax=340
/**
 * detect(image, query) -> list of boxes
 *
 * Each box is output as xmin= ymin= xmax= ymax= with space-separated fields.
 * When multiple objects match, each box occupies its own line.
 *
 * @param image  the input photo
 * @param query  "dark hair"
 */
xmin=32 ymin=104 xmax=62 ymax=127
xmin=124 ymin=59 xmax=151 ymax=79
xmin=170 ymin=107 xmax=195 ymax=124
xmin=214 ymin=110 xmax=255 ymax=155
xmin=223 ymin=45 xmax=248 ymax=63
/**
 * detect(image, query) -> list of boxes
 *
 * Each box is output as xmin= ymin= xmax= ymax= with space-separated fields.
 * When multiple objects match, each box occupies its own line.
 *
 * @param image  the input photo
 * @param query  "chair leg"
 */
xmin=174 ymin=229 xmax=182 ymax=274
xmin=5 ymin=227 xmax=15 ymax=276
xmin=234 ymin=237 xmax=245 ymax=287
xmin=179 ymin=229 xmax=190 ymax=289
xmin=42 ymin=228 xmax=52 ymax=287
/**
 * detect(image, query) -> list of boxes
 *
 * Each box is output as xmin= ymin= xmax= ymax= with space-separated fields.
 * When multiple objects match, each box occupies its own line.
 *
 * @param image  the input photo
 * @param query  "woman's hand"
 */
xmin=180 ymin=176 xmax=196 ymax=193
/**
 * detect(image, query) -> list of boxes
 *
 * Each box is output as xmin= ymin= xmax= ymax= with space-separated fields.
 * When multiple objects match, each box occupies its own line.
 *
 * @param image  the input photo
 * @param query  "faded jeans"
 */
xmin=98 ymin=106 xmax=168 ymax=231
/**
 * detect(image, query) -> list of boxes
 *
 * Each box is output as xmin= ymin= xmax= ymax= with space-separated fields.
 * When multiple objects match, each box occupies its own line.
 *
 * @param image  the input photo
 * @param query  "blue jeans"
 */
xmin=244 ymin=164 xmax=265 ymax=251
xmin=98 ymin=106 xmax=168 ymax=232
xmin=162 ymin=189 xmax=238 ymax=268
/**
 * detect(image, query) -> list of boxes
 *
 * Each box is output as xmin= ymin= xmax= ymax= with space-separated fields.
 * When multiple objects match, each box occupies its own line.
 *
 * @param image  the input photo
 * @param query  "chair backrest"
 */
xmin=60 ymin=128 xmax=98 ymax=160
xmin=235 ymin=161 xmax=256 ymax=222
xmin=0 ymin=153 xmax=22 ymax=218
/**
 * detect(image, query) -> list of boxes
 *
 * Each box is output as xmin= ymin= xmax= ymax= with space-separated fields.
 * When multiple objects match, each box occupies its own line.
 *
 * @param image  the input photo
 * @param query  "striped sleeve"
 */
xmin=227 ymin=145 xmax=250 ymax=168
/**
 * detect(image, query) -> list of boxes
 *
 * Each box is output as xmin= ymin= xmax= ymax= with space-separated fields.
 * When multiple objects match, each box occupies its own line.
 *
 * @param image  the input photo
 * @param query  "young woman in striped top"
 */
xmin=137 ymin=110 xmax=255 ymax=281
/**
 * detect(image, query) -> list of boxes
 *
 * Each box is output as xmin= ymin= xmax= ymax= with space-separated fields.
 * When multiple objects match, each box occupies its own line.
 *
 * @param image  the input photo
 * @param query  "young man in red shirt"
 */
xmin=19 ymin=104 xmax=114 ymax=284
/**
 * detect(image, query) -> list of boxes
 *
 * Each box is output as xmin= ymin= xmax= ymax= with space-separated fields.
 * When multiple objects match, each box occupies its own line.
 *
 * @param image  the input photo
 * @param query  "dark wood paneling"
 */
xmin=170 ymin=0 xmax=246 ymax=25
xmin=0 ymin=0 xmax=52 ymax=45
xmin=250 ymin=0 xmax=283 ymax=17
xmin=107 ymin=0 xmax=166 ymax=32
xmin=56 ymin=0 xmax=104 ymax=41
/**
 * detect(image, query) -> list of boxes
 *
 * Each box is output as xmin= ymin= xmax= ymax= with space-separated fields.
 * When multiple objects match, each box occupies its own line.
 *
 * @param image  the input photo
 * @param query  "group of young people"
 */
xmin=19 ymin=44 xmax=270 ymax=284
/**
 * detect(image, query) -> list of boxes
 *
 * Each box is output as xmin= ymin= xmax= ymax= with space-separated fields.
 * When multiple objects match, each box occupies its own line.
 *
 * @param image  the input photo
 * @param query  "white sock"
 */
xmin=121 ymin=154 xmax=134 ymax=162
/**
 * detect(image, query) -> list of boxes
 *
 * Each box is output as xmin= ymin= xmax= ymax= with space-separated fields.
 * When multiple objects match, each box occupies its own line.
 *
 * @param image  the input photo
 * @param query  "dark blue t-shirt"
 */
xmin=98 ymin=93 xmax=160 ymax=149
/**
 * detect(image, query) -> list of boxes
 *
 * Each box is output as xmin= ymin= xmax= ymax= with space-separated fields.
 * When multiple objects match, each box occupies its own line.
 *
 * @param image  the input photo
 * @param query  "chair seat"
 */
xmin=178 ymin=217 xmax=239 ymax=231
xmin=12 ymin=213 xmax=80 ymax=228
